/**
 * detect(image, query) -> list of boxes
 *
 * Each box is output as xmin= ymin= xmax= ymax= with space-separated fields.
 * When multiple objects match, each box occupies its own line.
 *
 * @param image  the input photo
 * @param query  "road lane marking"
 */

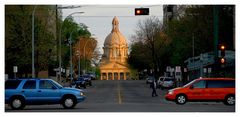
xmin=117 ymin=81 xmax=122 ymax=104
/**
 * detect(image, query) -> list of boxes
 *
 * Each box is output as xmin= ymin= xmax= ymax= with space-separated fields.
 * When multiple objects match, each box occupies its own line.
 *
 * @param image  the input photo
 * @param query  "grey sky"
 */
xmin=62 ymin=5 xmax=163 ymax=53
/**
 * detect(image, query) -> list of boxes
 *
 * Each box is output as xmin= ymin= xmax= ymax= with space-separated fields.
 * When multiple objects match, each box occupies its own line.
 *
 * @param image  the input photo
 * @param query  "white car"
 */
xmin=157 ymin=77 xmax=175 ymax=89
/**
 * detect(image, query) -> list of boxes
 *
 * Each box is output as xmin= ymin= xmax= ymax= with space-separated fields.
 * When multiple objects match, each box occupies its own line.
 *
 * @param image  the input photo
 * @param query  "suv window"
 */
xmin=193 ymin=80 xmax=206 ymax=88
xmin=207 ymin=80 xmax=235 ymax=88
xmin=224 ymin=80 xmax=235 ymax=88
xmin=5 ymin=80 xmax=21 ymax=89
xmin=40 ymin=80 xmax=55 ymax=89
xmin=23 ymin=80 xmax=36 ymax=89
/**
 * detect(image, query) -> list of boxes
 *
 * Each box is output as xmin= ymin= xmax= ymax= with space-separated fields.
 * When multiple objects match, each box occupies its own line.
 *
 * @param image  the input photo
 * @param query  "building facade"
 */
xmin=184 ymin=51 xmax=235 ymax=80
xmin=99 ymin=17 xmax=130 ymax=80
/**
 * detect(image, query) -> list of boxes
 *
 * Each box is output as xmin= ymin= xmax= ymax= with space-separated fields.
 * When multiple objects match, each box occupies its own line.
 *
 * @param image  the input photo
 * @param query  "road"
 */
xmin=5 ymin=80 xmax=235 ymax=112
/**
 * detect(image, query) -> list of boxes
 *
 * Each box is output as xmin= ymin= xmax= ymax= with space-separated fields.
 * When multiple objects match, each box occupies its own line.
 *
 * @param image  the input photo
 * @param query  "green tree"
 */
xmin=60 ymin=17 xmax=93 ymax=72
xmin=5 ymin=5 xmax=58 ymax=78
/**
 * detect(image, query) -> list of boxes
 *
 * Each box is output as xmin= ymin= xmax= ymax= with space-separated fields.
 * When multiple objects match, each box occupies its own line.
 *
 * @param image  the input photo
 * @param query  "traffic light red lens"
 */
xmin=220 ymin=58 xmax=225 ymax=64
xmin=221 ymin=45 xmax=225 ymax=50
xmin=136 ymin=10 xmax=141 ymax=14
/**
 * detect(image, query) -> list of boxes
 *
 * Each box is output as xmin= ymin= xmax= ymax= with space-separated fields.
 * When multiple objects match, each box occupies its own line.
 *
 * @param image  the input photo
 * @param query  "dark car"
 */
xmin=86 ymin=72 xmax=97 ymax=80
xmin=82 ymin=74 xmax=92 ymax=86
xmin=5 ymin=78 xmax=86 ymax=109
xmin=73 ymin=77 xmax=87 ymax=89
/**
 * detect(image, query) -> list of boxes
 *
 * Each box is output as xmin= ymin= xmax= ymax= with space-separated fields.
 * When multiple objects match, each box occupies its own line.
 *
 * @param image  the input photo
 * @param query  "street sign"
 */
xmin=208 ymin=68 xmax=212 ymax=73
xmin=13 ymin=66 xmax=18 ymax=73
xmin=166 ymin=66 xmax=171 ymax=72
xmin=204 ymin=68 xmax=207 ymax=73
xmin=175 ymin=66 xmax=181 ymax=72
xmin=184 ymin=68 xmax=187 ymax=72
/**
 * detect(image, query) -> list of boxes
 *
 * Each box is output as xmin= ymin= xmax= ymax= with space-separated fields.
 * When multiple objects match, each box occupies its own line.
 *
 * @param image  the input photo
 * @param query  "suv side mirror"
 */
xmin=189 ymin=85 xmax=194 ymax=89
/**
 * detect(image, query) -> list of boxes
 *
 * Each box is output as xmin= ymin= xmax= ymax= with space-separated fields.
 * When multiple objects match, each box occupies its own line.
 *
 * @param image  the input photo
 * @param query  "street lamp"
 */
xmin=76 ymin=50 xmax=80 ymax=78
xmin=84 ymin=39 xmax=90 ymax=74
xmin=83 ymin=35 xmax=96 ymax=74
xmin=59 ymin=11 xmax=84 ymax=82
xmin=32 ymin=5 xmax=37 ymax=78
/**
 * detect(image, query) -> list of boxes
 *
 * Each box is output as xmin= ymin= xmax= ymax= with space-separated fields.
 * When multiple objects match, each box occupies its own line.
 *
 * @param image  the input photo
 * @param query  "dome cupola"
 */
xmin=103 ymin=16 xmax=128 ymax=47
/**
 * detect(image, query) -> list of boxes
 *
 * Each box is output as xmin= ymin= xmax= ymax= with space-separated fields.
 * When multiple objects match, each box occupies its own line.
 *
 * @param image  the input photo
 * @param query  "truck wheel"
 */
xmin=10 ymin=96 xmax=25 ymax=110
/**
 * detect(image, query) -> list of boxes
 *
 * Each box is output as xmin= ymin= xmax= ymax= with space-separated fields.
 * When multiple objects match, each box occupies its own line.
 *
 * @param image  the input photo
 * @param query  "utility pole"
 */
xmin=213 ymin=6 xmax=219 ymax=77
xmin=32 ymin=5 xmax=37 ymax=78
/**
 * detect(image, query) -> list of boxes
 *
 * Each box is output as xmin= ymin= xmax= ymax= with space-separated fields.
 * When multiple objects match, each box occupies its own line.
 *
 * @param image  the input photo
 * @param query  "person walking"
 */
xmin=151 ymin=79 xmax=158 ymax=97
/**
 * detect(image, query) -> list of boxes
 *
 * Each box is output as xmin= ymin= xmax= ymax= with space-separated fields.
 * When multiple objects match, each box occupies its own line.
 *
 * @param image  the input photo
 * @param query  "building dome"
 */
xmin=100 ymin=16 xmax=131 ymax=81
xmin=104 ymin=16 xmax=128 ymax=47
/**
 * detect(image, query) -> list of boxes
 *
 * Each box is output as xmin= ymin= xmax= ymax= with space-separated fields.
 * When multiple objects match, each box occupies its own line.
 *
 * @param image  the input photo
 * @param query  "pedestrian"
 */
xmin=151 ymin=79 xmax=158 ymax=97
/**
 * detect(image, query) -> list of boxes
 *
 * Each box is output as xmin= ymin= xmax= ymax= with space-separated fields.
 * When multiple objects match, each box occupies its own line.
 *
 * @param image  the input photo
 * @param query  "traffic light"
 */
xmin=219 ymin=44 xmax=225 ymax=57
xmin=219 ymin=57 xmax=226 ymax=64
xmin=218 ymin=44 xmax=226 ymax=66
xmin=135 ymin=8 xmax=149 ymax=15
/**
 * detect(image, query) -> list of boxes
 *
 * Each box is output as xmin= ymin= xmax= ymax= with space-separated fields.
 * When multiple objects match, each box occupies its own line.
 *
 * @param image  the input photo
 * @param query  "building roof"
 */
xmin=103 ymin=16 xmax=128 ymax=47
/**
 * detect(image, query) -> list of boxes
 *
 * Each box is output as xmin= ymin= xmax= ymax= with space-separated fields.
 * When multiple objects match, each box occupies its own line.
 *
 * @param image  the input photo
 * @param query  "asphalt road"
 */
xmin=5 ymin=80 xmax=235 ymax=112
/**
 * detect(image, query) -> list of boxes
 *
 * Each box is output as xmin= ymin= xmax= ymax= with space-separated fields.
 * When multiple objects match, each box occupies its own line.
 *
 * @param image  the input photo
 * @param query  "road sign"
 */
xmin=13 ymin=66 xmax=18 ymax=73
xmin=175 ymin=66 xmax=181 ymax=72
xmin=208 ymin=68 xmax=212 ymax=73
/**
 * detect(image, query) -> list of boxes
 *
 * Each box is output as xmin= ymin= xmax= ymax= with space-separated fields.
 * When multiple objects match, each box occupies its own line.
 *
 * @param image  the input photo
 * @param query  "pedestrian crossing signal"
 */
xmin=135 ymin=8 xmax=149 ymax=15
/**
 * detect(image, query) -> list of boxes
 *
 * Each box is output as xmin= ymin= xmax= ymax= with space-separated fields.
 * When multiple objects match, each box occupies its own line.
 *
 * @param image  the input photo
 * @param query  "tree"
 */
xmin=129 ymin=16 xmax=171 ymax=76
xmin=5 ymin=5 xmax=58 ymax=78
xmin=128 ymin=41 xmax=152 ymax=71
xmin=61 ymin=17 xmax=92 ymax=69
xmin=73 ymin=37 xmax=98 ymax=74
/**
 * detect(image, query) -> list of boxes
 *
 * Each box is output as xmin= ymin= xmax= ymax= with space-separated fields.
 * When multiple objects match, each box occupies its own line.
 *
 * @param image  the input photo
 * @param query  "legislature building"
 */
xmin=99 ymin=16 xmax=130 ymax=80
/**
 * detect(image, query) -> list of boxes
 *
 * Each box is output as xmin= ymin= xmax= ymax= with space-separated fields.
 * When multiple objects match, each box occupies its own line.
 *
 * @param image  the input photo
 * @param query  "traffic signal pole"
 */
xmin=213 ymin=6 xmax=219 ymax=77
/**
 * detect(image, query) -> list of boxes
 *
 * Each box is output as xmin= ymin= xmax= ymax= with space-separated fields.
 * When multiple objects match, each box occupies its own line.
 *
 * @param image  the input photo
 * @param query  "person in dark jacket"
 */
xmin=151 ymin=79 xmax=158 ymax=97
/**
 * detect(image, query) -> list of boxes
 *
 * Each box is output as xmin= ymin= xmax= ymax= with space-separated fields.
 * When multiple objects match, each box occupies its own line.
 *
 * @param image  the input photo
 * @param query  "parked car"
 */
xmin=165 ymin=77 xmax=235 ymax=105
xmin=5 ymin=78 xmax=86 ymax=109
xmin=157 ymin=77 xmax=175 ymax=89
xmin=86 ymin=72 xmax=97 ymax=80
xmin=82 ymin=75 xmax=92 ymax=86
xmin=71 ymin=77 xmax=87 ymax=89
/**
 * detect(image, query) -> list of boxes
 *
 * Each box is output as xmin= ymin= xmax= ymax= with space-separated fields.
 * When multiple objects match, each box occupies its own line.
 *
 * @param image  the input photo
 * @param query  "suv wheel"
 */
xmin=62 ymin=96 xmax=77 ymax=109
xmin=10 ymin=97 xmax=25 ymax=110
xmin=224 ymin=95 xmax=235 ymax=105
xmin=176 ymin=94 xmax=187 ymax=105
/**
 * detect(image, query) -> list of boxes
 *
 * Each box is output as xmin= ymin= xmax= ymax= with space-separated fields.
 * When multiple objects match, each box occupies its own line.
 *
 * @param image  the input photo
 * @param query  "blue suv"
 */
xmin=5 ymin=78 xmax=86 ymax=109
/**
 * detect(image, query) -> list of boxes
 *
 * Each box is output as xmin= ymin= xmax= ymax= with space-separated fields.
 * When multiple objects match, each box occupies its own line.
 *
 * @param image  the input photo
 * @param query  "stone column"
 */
xmin=124 ymin=72 xmax=126 ymax=80
xmin=106 ymin=72 xmax=108 ymax=80
xmin=118 ymin=72 xmax=120 ymax=80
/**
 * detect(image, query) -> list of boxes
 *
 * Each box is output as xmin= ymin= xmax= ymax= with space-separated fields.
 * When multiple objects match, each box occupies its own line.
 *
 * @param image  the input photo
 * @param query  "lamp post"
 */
xmin=76 ymin=50 xmax=80 ymax=78
xmin=69 ymin=35 xmax=73 ymax=82
xmin=84 ymin=39 xmax=90 ymax=74
xmin=32 ymin=5 xmax=37 ymax=78
xmin=59 ymin=11 xmax=84 ymax=82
